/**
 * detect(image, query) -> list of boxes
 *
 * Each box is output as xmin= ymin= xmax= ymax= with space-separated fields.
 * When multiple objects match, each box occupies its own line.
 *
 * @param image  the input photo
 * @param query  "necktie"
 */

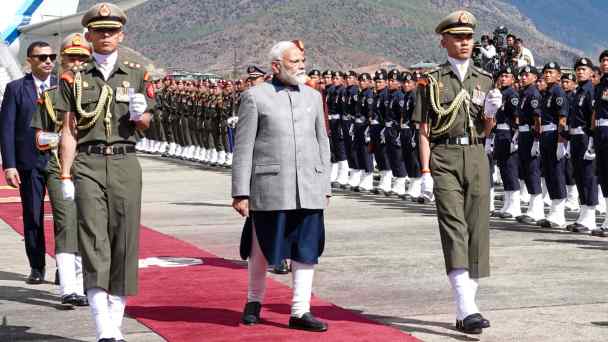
xmin=39 ymin=83 xmax=46 ymax=97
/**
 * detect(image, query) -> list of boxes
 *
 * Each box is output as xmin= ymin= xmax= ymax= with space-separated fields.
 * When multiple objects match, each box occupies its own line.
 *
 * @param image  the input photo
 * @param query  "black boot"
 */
xmin=241 ymin=302 xmax=261 ymax=325
xmin=455 ymin=313 xmax=486 ymax=334
xmin=289 ymin=312 xmax=328 ymax=332
xmin=272 ymin=259 xmax=290 ymax=274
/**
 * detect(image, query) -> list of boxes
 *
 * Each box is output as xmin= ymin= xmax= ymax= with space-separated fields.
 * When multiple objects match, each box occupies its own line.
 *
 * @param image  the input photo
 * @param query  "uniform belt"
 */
xmin=541 ymin=123 xmax=557 ymax=132
xmin=78 ymin=144 xmax=136 ymax=156
xmin=401 ymin=123 xmax=410 ymax=129
xmin=432 ymin=136 xmax=481 ymax=145
xmin=370 ymin=120 xmax=380 ymax=125
xmin=496 ymin=123 xmax=511 ymax=130
xmin=342 ymin=114 xmax=354 ymax=120
xmin=569 ymin=127 xmax=585 ymax=135
xmin=518 ymin=125 xmax=530 ymax=132
xmin=354 ymin=118 xmax=366 ymax=124
xmin=384 ymin=121 xmax=396 ymax=128
xmin=596 ymin=118 xmax=608 ymax=127
xmin=329 ymin=114 xmax=340 ymax=120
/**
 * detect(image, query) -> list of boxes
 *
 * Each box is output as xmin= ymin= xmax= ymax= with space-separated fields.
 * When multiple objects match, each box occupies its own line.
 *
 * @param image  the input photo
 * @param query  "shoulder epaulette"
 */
xmin=123 ymin=60 xmax=142 ymax=70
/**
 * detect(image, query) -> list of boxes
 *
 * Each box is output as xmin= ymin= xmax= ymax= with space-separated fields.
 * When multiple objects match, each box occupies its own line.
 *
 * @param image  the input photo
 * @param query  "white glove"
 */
xmin=556 ymin=142 xmax=567 ymax=160
xmin=484 ymin=137 xmax=494 ymax=155
xmin=531 ymin=140 xmax=540 ymax=157
xmin=61 ymin=179 xmax=75 ymax=201
xmin=510 ymin=132 xmax=518 ymax=154
xmin=380 ymin=128 xmax=386 ymax=144
xmin=36 ymin=131 xmax=60 ymax=148
xmin=584 ymin=137 xmax=596 ymax=160
xmin=484 ymin=89 xmax=502 ymax=118
xmin=564 ymin=142 xmax=571 ymax=159
xmin=129 ymin=93 xmax=147 ymax=121
xmin=227 ymin=116 xmax=238 ymax=128
xmin=421 ymin=172 xmax=434 ymax=199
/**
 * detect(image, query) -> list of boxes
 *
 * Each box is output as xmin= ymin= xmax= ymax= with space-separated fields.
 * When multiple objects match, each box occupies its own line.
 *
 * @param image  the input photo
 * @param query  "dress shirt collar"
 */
xmin=447 ymin=56 xmax=470 ymax=82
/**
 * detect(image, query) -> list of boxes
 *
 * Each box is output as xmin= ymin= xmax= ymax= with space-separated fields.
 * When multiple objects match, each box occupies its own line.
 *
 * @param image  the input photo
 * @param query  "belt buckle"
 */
xmin=459 ymin=136 xmax=469 ymax=145
xmin=103 ymin=146 xmax=114 ymax=156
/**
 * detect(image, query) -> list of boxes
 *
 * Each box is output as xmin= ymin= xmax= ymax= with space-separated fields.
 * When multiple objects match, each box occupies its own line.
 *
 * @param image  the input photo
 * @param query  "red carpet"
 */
xmin=0 ymin=182 xmax=420 ymax=341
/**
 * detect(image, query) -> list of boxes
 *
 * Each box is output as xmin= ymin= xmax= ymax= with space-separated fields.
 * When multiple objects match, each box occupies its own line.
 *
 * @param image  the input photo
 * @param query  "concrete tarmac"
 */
xmin=1 ymin=154 xmax=607 ymax=341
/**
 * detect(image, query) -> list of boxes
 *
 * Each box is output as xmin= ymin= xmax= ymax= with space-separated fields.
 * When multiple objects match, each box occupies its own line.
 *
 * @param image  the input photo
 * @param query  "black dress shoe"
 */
xmin=241 ymin=301 xmax=261 ymax=325
xmin=591 ymin=228 xmax=608 ymax=237
xmin=98 ymin=339 xmax=116 ymax=342
xmin=26 ymin=268 xmax=45 ymax=285
xmin=272 ymin=259 xmax=290 ymax=274
xmin=516 ymin=215 xmax=537 ymax=225
xmin=61 ymin=293 xmax=77 ymax=305
xmin=289 ymin=312 xmax=328 ymax=332
xmin=478 ymin=314 xmax=491 ymax=328
xmin=73 ymin=294 xmax=89 ymax=306
xmin=54 ymin=269 xmax=60 ymax=285
xmin=455 ymin=313 xmax=484 ymax=334
xmin=331 ymin=182 xmax=340 ymax=189
xmin=399 ymin=194 xmax=412 ymax=201
xmin=498 ymin=212 xmax=513 ymax=219
xmin=567 ymin=223 xmax=590 ymax=233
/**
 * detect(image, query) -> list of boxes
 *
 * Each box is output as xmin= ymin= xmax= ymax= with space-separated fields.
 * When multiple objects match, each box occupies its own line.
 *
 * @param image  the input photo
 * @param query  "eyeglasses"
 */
xmin=31 ymin=54 xmax=57 ymax=62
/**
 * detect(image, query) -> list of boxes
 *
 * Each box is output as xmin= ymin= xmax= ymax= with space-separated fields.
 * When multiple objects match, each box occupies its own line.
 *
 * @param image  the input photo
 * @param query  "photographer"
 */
xmin=515 ymin=38 xmax=535 ymax=67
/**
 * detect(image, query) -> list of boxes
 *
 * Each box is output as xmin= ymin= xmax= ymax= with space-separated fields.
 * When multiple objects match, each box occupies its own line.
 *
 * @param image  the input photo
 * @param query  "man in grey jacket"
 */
xmin=232 ymin=40 xmax=331 ymax=332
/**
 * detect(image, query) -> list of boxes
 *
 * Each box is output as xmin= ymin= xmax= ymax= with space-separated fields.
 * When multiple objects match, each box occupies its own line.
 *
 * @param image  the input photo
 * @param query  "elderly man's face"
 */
xmin=273 ymin=47 xmax=306 ymax=85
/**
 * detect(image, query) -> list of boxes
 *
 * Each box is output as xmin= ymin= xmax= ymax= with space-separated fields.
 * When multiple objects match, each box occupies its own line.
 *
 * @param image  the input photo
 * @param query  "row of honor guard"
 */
xmin=138 ymin=57 xmax=608 ymax=237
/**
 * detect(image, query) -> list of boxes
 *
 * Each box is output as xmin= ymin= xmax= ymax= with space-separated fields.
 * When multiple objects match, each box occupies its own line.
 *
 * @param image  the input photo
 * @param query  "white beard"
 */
xmin=279 ymin=65 xmax=306 ymax=85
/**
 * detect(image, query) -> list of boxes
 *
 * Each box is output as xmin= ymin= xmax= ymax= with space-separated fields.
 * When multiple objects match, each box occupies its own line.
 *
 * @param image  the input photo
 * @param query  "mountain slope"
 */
xmin=505 ymin=0 xmax=608 ymax=57
xmin=79 ymin=0 xmax=584 ymax=74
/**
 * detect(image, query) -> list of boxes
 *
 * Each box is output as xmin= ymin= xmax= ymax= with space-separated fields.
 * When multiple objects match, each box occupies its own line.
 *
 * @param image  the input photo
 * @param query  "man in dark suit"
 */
xmin=0 ymin=41 xmax=56 ymax=284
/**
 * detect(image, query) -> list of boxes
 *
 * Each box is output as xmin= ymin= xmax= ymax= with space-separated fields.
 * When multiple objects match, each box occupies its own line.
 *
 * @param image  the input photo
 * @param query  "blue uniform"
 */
xmin=344 ymin=85 xmax=359 ymax=169
xmin=593 ymin=74 xmax=608 ymax=196
xmin=371 ymin=88 xmax=390 ymax=171
xmin=353 ymin=87 xmax=374 ymax=173
xmin=517 ymin=84 xmax=542 ymax=194
xmin=400 ymin=90 xmax=421 ymax=178
xmin=494 ymin=85 xmax=520 ymax=191
xmin=540 ymin=83 xmax=569 ymax=200
xmin=569 ymin=80 xmax=598 ymax=206
xmin=564 ymin=90 xmax=576 ymax=187
xmin=385 ymin=89 xmax=406 ymax=177
xmin=327 ymin=84 xmax=347 ymax=162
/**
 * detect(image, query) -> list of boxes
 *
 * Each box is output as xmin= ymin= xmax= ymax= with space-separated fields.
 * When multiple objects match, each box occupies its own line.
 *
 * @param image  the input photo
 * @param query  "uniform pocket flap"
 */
xmin=254 ymin=164 xmax=280 ymax=174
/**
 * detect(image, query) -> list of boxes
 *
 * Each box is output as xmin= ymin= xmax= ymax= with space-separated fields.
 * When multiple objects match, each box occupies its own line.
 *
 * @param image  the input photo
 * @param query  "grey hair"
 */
xmin=268 ymin=41 xmax=297 ymax=63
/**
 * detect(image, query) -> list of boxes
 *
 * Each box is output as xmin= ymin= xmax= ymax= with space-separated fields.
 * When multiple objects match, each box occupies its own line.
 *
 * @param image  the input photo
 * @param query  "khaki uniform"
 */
xmin=55 ymin=58 xmax=154 ymax=295
xmin=30 ymin=88 xmax=79 ymax=254
xmin=414 ymin=62 xmax=493 ymax=278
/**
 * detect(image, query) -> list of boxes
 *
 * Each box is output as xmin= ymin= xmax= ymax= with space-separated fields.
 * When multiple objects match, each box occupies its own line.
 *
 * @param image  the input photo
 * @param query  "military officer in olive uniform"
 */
xmin=31 ymin=33 xmax=90 ymax=307
xmin=55 ymin=4 xmax=154 ymax=342
xmin=413 ymin=10 xmax=500 ymax=334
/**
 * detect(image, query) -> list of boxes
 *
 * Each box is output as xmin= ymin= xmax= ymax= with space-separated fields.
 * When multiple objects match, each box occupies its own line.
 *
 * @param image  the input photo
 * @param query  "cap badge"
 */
xmin=99 ymin=4 xmax=111 ymax=17
xmin=72 ymin=34 xmax=82 ymax=46
xmin=458 ymin=11 xmax=472 ymax=24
